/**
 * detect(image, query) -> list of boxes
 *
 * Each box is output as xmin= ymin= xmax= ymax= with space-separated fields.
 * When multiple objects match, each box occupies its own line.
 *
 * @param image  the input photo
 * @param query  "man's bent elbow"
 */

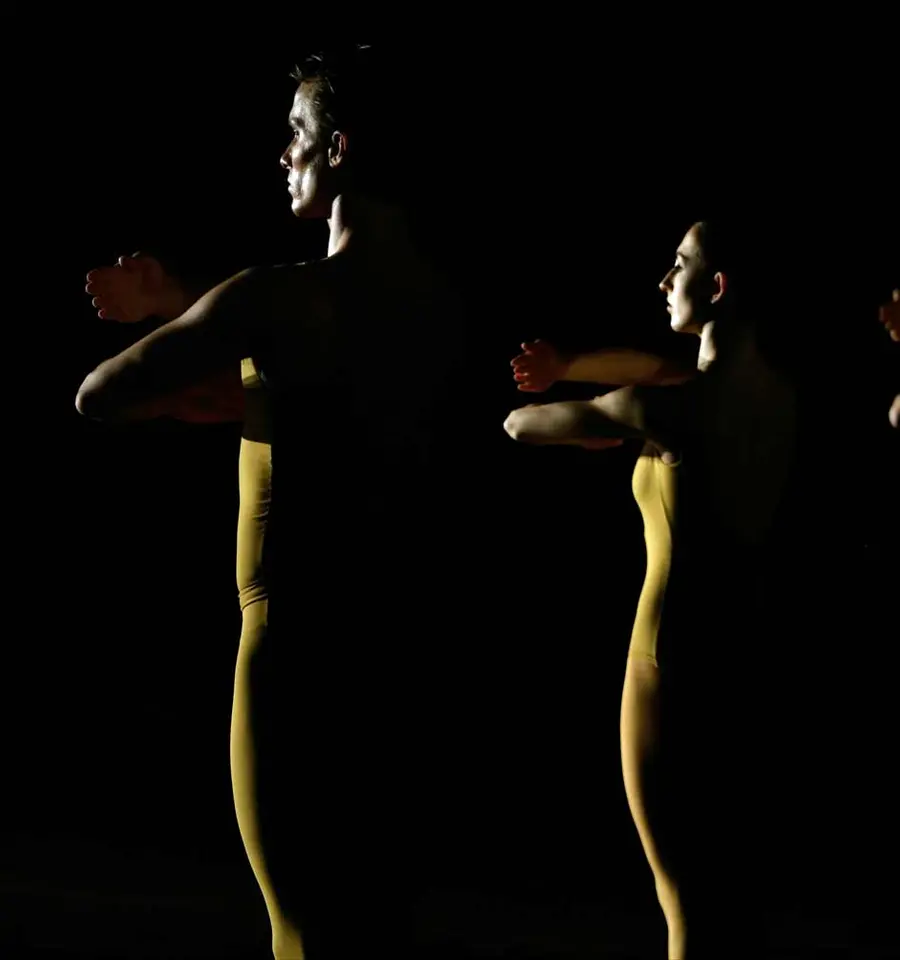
xmin=75 ymin=374 xmax=106 ymax=419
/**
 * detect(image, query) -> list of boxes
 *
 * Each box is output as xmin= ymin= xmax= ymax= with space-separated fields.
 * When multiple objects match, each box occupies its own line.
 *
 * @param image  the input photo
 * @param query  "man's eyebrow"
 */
xmin=288 ymin=114 xmax=304 ymax=128
xmin=675 ymin=248 xmax=689 ymax=261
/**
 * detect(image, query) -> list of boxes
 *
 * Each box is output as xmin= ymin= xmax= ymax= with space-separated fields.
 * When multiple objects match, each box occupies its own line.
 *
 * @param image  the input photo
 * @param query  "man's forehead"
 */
xmin=289 ymin=84 xmax=315 ymax=123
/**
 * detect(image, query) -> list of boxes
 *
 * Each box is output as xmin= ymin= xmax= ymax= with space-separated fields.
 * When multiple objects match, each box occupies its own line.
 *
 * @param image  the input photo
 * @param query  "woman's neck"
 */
xmin=697 ymin=311 xmax=758 ymax=370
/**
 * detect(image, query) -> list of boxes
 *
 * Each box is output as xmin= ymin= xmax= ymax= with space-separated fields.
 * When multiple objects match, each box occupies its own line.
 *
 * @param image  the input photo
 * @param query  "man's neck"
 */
xmin=326 ymin=191 xmax=410 ymax=257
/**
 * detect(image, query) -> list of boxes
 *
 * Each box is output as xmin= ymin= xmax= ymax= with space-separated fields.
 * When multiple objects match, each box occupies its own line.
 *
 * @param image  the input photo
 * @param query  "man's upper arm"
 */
xmin=76 ymin=267 xmax=274 ymax=419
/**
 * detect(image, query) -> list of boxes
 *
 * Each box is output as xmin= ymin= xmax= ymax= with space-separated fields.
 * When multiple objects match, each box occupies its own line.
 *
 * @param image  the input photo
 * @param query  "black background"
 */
xmin=5 ymin=14 xmax=899 ymax=958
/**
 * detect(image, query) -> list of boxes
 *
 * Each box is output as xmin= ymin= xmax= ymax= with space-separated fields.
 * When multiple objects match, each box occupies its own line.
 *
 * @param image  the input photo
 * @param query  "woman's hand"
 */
xmin=511 ymin=340 xmax=570 ymax=392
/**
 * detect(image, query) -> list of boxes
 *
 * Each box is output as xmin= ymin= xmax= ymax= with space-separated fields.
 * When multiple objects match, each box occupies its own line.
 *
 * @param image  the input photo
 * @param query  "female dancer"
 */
xmin=505 ymin=219 xmax=798 ymax=958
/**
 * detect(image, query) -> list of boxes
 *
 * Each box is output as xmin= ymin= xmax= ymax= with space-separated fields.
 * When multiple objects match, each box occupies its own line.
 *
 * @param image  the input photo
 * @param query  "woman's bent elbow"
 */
xmin=504 ymin=412 xmax=525 ymax=441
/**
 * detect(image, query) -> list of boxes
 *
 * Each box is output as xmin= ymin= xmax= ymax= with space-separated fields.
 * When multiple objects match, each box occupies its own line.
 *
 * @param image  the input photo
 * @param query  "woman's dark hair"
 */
xmin=693 ymin=218 xmax=754 ymax=313
xmin=692 ymin=215 xmax=802 ymax=372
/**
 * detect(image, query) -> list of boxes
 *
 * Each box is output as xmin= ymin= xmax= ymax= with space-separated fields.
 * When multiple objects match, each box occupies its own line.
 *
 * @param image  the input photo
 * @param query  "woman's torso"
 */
xmin=628 ymin=353 xmax=798 ymax=679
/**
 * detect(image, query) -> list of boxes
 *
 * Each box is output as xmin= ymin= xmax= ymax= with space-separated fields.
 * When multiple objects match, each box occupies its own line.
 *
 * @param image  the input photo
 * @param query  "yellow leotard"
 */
xmin=227 ymin=259 xmax=465 ymax=959
xmin=621 ymin=431 xmax=772 ymax=957
xmin=236 ymin=356 xmax=271 ymax=612
xmin=628 ymin=444 xmax=679 ymax=667
xmin=231 ymin=357 xmax=304 ymax=956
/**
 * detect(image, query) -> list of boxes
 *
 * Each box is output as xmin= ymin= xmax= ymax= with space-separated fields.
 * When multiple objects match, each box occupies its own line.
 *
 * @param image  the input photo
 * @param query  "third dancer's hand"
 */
xmin=878 ymin=289 xmax=900 ymax=342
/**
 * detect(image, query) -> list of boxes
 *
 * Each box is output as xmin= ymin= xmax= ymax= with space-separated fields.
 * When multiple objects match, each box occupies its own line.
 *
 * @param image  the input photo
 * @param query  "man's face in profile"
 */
xmin=280 ymin=82 xmax=334 ymax=219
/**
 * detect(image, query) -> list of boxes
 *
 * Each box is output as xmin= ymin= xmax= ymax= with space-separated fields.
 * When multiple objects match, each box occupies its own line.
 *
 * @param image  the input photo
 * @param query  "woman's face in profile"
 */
xmin=659 ymin=225 xmax=716 ymax=335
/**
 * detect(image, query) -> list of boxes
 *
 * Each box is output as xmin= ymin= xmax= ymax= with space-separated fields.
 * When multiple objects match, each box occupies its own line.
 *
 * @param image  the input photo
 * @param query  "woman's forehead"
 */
xmin=679 ymin=224 xmax=703 ymax=257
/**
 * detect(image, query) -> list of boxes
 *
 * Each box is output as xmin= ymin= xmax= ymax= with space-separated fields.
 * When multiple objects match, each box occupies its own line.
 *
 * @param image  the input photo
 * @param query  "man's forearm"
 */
xmin=107 ymin=368 xmax=245 ymax=423
xmin=563 ymin=349 xmax=693 ymax=386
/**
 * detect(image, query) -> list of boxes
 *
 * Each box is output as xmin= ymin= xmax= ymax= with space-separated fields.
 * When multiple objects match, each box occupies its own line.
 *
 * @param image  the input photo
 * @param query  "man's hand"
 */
xmin=878 ymin=289 xmax=900 ymax=343
xmin=85 ymin=253 xmax=189 ymax=324
xmin=511 ymin=340 xmax=570 ymax=392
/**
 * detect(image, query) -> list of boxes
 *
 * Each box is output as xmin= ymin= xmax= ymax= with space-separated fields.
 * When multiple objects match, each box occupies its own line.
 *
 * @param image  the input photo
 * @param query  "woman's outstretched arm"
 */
xmin=511 ymin=340 xmax=695 ymax=393
xmin=504 ymin=384 xmax=690 ymax=453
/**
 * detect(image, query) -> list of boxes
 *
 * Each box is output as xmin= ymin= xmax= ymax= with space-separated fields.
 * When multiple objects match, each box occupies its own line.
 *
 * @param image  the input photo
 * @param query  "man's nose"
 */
xmin=279 ymin=147 xmax=291 ymax=170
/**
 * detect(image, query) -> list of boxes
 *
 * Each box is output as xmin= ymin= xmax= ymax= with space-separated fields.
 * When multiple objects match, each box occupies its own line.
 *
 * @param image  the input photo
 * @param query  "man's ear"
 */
xmin=710 ymin=270 xmax=728 ymax=304
xmin=328 ymin=130 xmax=348 ymax=168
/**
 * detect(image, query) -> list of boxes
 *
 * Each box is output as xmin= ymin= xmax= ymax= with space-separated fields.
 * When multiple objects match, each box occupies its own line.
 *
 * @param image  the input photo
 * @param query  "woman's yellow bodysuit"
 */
xmin=620 ymin=441 xmax=764 ymax=958
xmin=628 ymin=448 xmax=679 ymax=668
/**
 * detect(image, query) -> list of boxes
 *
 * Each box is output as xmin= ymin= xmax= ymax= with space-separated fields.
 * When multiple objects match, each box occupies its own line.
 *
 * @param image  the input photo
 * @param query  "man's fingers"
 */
xmin=93 ymin=297 xmax=121 ymax=317
xmin=86 ymin=267 xmax=115 ymax=289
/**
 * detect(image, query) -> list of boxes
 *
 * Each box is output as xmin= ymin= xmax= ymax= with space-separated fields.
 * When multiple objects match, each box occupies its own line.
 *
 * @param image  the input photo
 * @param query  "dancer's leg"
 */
xmin=230 ymin=599 xmax=307 ymax=959
xmin=621 ymin=653 xmax=767 ymax=958
xmin=620 ymin=655 xmax=686 ymax=957
xmin=231 ymin=598 xmax=415 ymax=959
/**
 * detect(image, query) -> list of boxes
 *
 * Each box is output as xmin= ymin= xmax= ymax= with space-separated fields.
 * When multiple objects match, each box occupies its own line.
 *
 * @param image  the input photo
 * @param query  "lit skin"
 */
xmin=878 ymin=289 xmax=900 ymax=429
xmin=82 ymin=254 xmax=244 ymax=422
xmin=77 ymin=79 xmax=352 ymax=422
xmin=504 ymin=225 xmax=722 ymax=454
xmin=76 ymin=81 xmax=402 ymax=420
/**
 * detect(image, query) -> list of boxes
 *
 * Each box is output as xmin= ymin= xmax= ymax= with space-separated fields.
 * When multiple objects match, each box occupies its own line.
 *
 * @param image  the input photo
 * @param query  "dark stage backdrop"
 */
xmin=5 ymin=18 xmax=899 ymax=958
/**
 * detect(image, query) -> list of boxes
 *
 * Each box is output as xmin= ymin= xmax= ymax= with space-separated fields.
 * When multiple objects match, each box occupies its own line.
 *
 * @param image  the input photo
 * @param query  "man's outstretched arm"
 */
xmin=76 ymin=267 xmax=270 ymax=421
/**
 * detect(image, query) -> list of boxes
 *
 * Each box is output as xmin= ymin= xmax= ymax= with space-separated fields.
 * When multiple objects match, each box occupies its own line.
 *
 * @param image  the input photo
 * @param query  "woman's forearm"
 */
xmin=504 ymin=400 xmax=631 ymax=445
xmin=563 ymin=349 xmax=693 ymax=386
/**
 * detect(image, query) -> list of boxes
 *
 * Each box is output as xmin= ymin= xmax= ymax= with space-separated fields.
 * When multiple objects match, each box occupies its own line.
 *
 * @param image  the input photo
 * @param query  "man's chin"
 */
xmin=290 ymin=196 xmax=330 ymax=220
